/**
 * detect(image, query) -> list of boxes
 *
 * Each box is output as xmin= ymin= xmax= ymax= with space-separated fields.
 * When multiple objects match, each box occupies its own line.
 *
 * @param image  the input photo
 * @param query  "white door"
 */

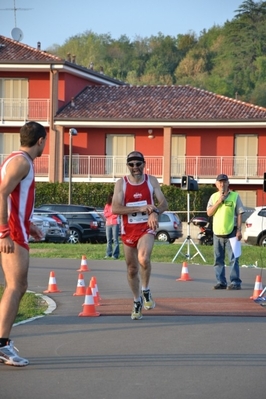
xmin=171 ymin=135 xmax=186 ymax=176
xmin=234 ymin=135 xmax=258 ymax=177
xmin=0 ymin=133 xmax=20 ymax=153
xmin=0 ymin=79 xmax=28 ymax=119
xmin=236 ymin=190 xmax=256 ymax=208
xmin=106 ymin=134 xmax=134 ymax=175
xmin=236 ymin=190 xmax=256 ymax=222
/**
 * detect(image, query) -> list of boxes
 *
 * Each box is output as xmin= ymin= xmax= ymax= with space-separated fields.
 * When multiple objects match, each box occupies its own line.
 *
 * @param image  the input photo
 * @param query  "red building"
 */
xmin=1 ymin=35 xmax=266 ymax=208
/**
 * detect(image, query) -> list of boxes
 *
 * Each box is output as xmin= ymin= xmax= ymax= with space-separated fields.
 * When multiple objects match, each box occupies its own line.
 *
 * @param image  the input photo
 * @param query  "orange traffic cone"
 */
xmin=91 ymin=276 xmax=101 ymax=302
xmin=89 ymin=278 xmax=100 ymax=306
xmin=43 ymin=271 xmax=62 ymax=293
xmin=250 ymin=275 xmax=263 ymax=299
xmin=79 ymin=287 xmax=100 ymax=317
xmin=176 ymin=262 xmax=193 ymax=281
xmin=73 ymin=273 xmax=86 ymax=296
xmin=77 ymin=255 xmax=90 ymax=272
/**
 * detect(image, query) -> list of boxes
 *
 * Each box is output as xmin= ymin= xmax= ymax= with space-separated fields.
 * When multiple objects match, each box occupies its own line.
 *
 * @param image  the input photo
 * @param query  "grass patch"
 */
xmin=0 ymin=286 xmax=48 ymax=324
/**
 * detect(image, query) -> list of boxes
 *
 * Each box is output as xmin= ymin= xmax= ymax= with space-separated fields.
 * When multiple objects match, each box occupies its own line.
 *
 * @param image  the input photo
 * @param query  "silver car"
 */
xmin=156 ymin=212 xmax=183 ymax=243
xmin=30 ymin=215 xmax=66 ymax=243
xmin=29 ymin=216 xmax=47 ymax=242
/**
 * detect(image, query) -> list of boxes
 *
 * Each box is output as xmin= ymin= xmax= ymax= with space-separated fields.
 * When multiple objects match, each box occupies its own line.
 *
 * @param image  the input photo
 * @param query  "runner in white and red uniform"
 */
xmin=112 ymin=151 xmax=168 ymax=320
xmin=0 ymin=121 xmax=46 ymax=367
xmin=0 ymin=151 xmax=35 ymax=250
xmin=121 ymin=174 xmax=156 ymax=247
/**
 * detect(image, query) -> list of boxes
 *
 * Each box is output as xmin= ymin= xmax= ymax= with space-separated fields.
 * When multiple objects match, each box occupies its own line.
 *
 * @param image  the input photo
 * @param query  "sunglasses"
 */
xmin=127 ymin=162 xmax=144 ymax=167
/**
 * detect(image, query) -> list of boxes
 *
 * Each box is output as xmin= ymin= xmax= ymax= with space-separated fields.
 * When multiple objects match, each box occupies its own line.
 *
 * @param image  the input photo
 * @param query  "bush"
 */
xmin=35 ymin=182 xmax=216 ymax=221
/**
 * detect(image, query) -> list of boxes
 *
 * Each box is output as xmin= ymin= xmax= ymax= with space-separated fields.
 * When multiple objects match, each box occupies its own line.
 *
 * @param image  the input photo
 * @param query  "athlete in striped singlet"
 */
xmin=112 ymin=151 xmax=168 ymax=320
xmin=0 ymin=121 xmax=46 ymax=367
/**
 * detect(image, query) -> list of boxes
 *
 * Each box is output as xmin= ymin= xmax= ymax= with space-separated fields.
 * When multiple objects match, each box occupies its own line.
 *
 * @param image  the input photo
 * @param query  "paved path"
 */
xmin=1 ymin=258 xmax=266 ymax=399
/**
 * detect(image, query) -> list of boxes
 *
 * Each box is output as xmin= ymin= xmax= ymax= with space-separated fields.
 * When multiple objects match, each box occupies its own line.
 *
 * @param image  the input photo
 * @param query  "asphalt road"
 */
xmin=1 ymin=257 xmax=266 ymax=399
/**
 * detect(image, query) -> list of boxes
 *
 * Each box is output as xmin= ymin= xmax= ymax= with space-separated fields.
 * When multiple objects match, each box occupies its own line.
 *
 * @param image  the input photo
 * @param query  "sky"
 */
xmin=0 ymin=0 xmax=244 ymax=50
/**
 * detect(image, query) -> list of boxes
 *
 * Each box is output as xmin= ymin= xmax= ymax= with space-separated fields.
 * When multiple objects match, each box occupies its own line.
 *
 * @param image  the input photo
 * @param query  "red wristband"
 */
xmin=0 ymin=224 xmax=9 ymax=232
xmin=0 ymin=229 xmax=10 ymax=238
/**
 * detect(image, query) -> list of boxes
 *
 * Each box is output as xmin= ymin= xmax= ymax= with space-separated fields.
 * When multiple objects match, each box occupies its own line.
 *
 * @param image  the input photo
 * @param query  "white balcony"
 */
xmin=170 ymin=156 xmax=266 ymax=181
xmin=0 ymin=154 xmax=49 ymax=182
xmin=64 ymin=155 xmax=163 ymax=181
xmin=0 ymin=98 xmax=50 ymax=123
xmin=0 ymin=154 xmax=264 ymax=184
xmin=63 ymin=155 xmax=266 ymax=184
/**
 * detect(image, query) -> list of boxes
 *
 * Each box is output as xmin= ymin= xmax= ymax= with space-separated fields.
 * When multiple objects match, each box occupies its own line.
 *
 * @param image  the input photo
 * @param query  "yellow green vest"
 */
xmin=212 ymin=191 xmax=238 ymax=235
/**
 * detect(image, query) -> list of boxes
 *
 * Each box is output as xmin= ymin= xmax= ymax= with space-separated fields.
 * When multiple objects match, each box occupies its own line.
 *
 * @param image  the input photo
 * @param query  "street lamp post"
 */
xmin=68 ymin=128 xmax=78 ymax=204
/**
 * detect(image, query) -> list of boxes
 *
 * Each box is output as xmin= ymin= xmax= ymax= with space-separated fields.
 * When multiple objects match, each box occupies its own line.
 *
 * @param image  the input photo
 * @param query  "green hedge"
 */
xmin=35 ymin=182 xmax=216 ymax=221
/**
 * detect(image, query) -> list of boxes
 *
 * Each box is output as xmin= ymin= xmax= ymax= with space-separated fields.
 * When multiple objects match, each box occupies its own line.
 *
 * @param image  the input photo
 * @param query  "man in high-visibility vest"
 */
xmin=207 ymin=174 xmax=245 ymax=290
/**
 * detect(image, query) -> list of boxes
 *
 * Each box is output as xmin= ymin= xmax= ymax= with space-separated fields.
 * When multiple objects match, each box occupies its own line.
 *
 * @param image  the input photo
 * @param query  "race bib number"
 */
xmin=126 ymin=200 xmax=148 ymax=224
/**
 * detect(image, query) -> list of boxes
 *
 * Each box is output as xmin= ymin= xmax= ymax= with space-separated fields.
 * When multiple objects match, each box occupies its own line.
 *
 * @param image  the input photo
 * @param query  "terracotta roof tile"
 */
xmin=0 ymin=35 xmax=62 ymax=62
xmin=0 ymin=35 xmax=125 ymax=85
xmin=56 ymin=85 xmax=266 ymax=121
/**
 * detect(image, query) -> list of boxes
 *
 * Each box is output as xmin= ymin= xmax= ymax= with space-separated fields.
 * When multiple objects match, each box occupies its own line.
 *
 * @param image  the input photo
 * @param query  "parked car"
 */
xmin=33 ymin=209 xmax=70 ymax=242
xmin=36 ymin=204 xmax=105 ymax=244
xmin=29 ymin=216 xmax=46 ymax=242
xmin=155 ymin=212 xmax=183 ymax=243
xmin=29 ymin=215 xmax=66 ymax=243
xmin=243 ymin=206 xmax=266 ymax=246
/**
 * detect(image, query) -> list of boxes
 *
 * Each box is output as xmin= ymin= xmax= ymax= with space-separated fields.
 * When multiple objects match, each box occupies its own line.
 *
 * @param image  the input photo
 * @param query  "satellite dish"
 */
xmin=11 ymin=27 xmax=23 ymax=42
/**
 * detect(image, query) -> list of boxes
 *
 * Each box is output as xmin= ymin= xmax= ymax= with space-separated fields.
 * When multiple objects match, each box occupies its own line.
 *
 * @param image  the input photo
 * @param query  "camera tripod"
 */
xmin=172 ymin=193 xmax=206 ymax=263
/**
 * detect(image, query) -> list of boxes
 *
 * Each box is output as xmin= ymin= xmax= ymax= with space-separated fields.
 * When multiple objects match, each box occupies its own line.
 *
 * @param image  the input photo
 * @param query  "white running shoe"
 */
xmin=131 ymin=297 xmax=143 ymax=320
xmin=142 ymin=289 xmax=156 ymax=310
xmin=0 ymin=341 xmax=29 ymax=367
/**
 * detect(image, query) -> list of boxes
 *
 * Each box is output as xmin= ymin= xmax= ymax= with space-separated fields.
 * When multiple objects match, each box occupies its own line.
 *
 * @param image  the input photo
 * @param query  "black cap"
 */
xmin=126 ymin=152 xmax=145 ymax=163
xmin=216 ymin=174 xmax=228 ymax=181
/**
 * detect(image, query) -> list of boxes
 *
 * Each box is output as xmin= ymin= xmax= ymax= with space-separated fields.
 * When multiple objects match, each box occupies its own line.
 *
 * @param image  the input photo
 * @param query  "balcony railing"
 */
xmin=63 ymin=155 xmax=266 ymax=181
xmin=0 ymin=154 xmax=264 ymax=182
xmin=0 ymin=154 xmax=49 ymax=178
xmin=64 ymin=156 xmax=164 ymax=180
xmin=0 ymin=98 xmax=50 ymax=122
xmin=170 ymin=156 xmax=266 ymax=179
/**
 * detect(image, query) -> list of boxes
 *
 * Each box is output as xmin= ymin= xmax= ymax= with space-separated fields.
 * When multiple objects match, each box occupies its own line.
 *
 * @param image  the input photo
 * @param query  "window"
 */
xmin=237 ymin=190 xmax=256 ymax=209
xmin=0 ymin=78 xmax=28 ymax=120
xmin=106 ymin=134 xmax=134 ymax=175
xmin=171 ymin=135 xmax=186 ymax=176
xmin=0 ymin=133 xmax=20 ymax=155
xmin=234 ymin=135 xmax=258 ymax=177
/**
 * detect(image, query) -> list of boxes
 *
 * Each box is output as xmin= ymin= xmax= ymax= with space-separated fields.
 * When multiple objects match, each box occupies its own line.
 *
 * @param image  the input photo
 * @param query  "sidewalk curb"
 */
xmin=13 ymin=291 xmax=57 ymax=327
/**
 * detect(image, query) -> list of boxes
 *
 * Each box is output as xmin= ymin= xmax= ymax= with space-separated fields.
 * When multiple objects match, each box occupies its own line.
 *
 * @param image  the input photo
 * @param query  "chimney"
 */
xmin=100 ymin=66 xmax=104 ymax=74
xmin=89 ymin=62 xmax=94 ymax=70
xmin=67 ymin=53 xmax=71 ymax=62
xmin=37 ymin=41 xmax=41 ymax=50
xmin=72 ymin=55 xmax=76 ymax=63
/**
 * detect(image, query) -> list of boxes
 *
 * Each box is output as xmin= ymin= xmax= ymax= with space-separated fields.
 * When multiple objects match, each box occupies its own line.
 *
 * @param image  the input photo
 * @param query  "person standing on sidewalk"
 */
xmin=112 ymin=151 xmax=168 ymax=320
xmin=0 ymin=121 xmax=46 ymax=367
xmin=207 ymin=174 xmax=245 ymax=290
xmin=103 ymin=191 xmax=120 ymax=259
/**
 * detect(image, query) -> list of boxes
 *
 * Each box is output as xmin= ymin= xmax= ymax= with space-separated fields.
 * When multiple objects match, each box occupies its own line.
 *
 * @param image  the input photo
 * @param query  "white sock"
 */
xmin=134 ymin=296 xmax=141 ymax=302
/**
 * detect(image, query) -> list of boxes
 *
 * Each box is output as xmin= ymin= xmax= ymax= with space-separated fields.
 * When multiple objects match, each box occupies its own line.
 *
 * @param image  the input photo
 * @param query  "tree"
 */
xmin=47 ymin=1 xmax=266 ymax=106
xmin=143 ymin=33 xmax=180 ymax=81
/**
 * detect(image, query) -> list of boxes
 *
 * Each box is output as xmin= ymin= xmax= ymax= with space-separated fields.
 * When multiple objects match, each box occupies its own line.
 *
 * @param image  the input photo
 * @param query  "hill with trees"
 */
xmin=47 ymin=0 xmax=266 ymax=106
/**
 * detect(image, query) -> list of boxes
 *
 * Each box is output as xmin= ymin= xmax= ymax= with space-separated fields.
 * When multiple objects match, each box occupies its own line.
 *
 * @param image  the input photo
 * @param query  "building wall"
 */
xmin=59 ymin=73 xmax=102 ymax=106
xmin=28 ymin=73 xmax=50 ymax=98
xmin=63 ymin=127 xmax=266 ymax=157
xmin=258 ymin=134 xmax=266 ymax=156
xmin=64 ymin=128 xmax=165 ymax=156
xmin=0 ymin=71 xmax=50 ymax=98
